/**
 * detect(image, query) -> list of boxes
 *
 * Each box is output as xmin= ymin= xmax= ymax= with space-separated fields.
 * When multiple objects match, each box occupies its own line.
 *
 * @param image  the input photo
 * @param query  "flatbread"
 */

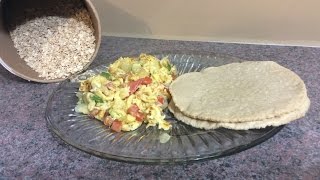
xmin=168 ymin=98 xmax=310 ymax=130
xmin=169 ymin=61 xmax=309 ymax=122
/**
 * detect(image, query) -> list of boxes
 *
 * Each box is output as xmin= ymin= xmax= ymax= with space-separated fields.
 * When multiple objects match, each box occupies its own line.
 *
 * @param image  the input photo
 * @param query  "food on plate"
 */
xmin=75 ymin=54 xmax=177 ymax=132
xmin=168 ymin=100 xmax=310 ymax=130
xmin=169 ymin=61 xmax=310 ymax=130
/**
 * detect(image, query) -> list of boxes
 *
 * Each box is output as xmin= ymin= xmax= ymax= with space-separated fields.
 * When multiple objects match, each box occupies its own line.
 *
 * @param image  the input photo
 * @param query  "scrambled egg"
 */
xmin=75 ymin=54 xmax=177 ymax=132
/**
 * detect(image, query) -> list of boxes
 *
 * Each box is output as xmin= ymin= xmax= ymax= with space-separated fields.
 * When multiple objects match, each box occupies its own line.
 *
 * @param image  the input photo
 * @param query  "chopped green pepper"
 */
xmin=101 ymin=72 xmax=111 ymax=80
xmin=91 ymin=94 xmax=104 ymax=103
xmin=166 ymin=63 xmax=172 ymax=71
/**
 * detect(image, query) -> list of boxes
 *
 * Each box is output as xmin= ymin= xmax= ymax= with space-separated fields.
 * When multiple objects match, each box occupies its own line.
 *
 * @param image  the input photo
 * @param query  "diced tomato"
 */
xmin=135 ymin=112 xmax=145 ymax=121
xmin=129 ymin=80 xmax=142 ymax=94
xmin=111 ymin=120 xmax=122 ymax=132
xmin=103 ymin=116 xmax=114 ymax=126
xmin=141 ymin=77 xmax=152 ymax=85
xmin=157 ymin=96 xmax=164 ymax=104
xmin=127 ymin=104 xmax=139 ymax=113
xmin=128 ymin=76 xmax=152 ymax=94
xmin=127 ymin=104 xmax=145 ymax=121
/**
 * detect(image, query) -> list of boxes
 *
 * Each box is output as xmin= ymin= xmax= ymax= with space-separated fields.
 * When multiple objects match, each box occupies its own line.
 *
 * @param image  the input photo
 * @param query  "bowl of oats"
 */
xmin=0 ymin=0 xmax=101 ymax=83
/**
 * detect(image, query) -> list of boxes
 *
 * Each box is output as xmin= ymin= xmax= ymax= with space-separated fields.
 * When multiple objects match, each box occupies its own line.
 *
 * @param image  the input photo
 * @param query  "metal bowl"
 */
xmin=0 ymin=0 xmax=101 ymax=83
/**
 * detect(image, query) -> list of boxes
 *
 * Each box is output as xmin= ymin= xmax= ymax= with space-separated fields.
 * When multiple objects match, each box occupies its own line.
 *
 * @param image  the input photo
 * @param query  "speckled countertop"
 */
xmin=1 ymin=36 xmax=319 ymax=179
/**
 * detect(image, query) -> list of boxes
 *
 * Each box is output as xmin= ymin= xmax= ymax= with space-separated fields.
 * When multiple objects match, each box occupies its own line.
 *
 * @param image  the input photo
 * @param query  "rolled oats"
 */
xmin=10 ymin=0 xmax=96 ymax=80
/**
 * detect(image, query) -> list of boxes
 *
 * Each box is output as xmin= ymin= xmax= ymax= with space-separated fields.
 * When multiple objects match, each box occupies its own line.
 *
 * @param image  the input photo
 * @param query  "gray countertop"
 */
xmin=1 ymin=36 xmax=319 ymax=179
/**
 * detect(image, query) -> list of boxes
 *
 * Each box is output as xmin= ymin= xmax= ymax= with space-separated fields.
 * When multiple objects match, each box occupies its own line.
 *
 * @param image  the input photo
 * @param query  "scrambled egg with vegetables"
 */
xmin=75 ymin=54 xmax=177 ymax=132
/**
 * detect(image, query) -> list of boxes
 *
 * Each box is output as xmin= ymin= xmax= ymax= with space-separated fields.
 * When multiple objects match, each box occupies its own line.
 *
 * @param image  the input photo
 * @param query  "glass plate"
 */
xmin=45 ymin=52 xmax=284 ymax=164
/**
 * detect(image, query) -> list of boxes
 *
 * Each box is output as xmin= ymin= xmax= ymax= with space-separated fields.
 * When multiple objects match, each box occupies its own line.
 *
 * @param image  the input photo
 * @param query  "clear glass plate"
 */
xmin=45 ymin=52 xmax=284 ymax=164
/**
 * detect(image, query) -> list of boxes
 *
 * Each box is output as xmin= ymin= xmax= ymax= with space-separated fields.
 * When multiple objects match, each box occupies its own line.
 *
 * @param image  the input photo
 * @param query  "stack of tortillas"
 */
xmin=168 ymin=61 xmax=310 ymax=130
